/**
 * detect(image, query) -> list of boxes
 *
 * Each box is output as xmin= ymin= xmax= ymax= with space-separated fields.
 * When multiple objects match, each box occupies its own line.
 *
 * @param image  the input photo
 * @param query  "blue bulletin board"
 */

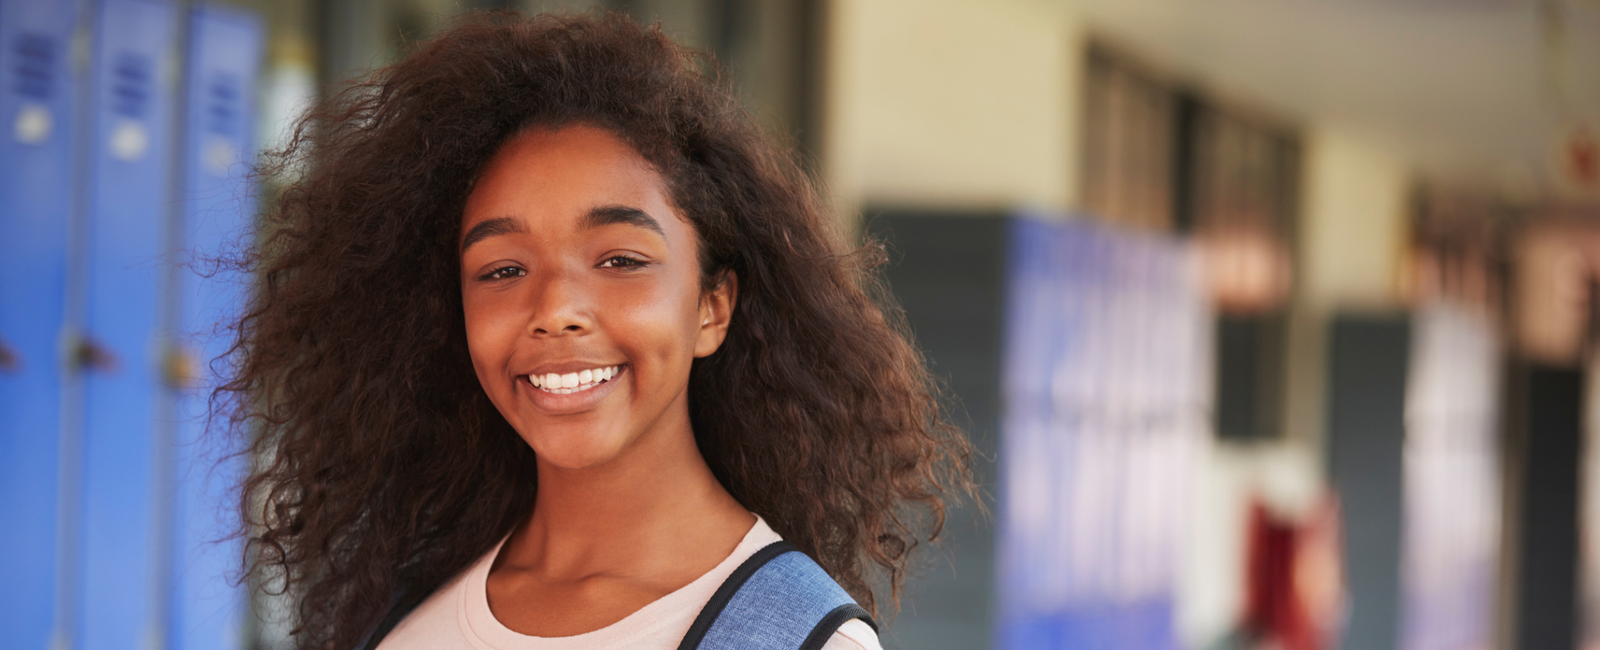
xmin=995 ymin=217 xmax=1210 ymax=650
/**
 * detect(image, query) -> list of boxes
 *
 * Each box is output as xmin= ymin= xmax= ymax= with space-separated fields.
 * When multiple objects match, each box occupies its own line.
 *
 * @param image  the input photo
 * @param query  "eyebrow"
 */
xmin=460 ymin=205 xmax=667 ymax=254
xmin=582 ymin=204 xmax=666 ymax=239
xmin=460 ymin=217 xmax=527 ymax=253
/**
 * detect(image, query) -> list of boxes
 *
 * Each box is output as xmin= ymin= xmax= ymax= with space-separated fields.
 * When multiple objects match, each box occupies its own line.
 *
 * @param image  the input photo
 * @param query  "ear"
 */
xmin=694 ymin=270 xmax=737 ymax=358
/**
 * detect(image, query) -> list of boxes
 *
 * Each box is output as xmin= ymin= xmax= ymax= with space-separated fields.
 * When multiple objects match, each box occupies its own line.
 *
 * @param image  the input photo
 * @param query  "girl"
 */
xmin=222 ymin=11 xmax=971 ymax=650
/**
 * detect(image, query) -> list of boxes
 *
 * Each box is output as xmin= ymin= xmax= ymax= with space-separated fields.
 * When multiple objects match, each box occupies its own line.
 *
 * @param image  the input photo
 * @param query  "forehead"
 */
xmin=462 ymin=125 xmax=682 ymax=235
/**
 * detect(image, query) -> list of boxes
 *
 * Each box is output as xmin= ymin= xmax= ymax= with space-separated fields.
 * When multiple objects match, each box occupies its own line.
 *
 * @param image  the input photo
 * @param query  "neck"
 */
xmin=502 ymin=409 xmax=753 ymax=579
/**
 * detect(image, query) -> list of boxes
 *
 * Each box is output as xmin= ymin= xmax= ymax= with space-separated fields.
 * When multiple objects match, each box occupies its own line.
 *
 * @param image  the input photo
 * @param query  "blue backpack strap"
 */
xmin=678 ymin=541 xmax=878 ymax=650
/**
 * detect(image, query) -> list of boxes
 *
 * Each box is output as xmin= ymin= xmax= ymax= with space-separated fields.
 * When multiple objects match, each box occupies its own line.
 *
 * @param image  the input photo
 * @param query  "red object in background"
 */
xmin=1242 ymin=496 xmax=1345 ymax=650
xmin=1566 ymin=126 xmax=1598 ymax=190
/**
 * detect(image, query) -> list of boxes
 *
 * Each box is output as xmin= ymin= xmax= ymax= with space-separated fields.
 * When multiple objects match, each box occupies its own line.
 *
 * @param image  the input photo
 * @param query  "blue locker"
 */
xmin=166 ymin=6 xmax=260 ymax=650
xmin=79 ymin=0 xmax=176 ymax=647
xmin=0 ymin=0 xmax=81 ymax=648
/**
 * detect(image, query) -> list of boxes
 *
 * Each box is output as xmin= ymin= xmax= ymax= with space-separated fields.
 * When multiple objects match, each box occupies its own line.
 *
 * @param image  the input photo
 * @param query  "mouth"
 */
xmin=526 ymin=364 xmax=624 ymax=395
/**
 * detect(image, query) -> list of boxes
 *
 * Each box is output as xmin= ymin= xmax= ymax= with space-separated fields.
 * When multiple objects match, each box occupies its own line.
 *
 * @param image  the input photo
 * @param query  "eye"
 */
xmin=599 ymin=255 xmax=647 ymax=270
xmin=481 ymin=265 xmax=525 ymax=281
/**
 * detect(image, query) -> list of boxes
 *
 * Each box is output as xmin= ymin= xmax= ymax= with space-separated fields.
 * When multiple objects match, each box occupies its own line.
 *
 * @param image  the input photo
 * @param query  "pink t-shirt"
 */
xmin=378 ymin=517 xmax=881 ymax=650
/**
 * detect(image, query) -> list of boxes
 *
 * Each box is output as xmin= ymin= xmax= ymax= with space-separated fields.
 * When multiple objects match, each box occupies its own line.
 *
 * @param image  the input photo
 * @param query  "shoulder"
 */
xmin=372 ymin=573 xmax=472 ymax=649
xmin=727 ymin=521 xmax=882 ymax=650
xmin=373 ymin=536 xmax=506 ymax=650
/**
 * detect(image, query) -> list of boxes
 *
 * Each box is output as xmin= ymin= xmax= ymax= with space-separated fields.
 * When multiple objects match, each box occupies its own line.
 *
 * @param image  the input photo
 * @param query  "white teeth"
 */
xmin=529 ymin=365 xmax=621 ymax=394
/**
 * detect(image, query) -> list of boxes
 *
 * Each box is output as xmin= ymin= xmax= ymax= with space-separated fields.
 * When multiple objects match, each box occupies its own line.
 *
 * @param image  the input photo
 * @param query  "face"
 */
xmin=460 ymin=125 xmax=735 ymax=471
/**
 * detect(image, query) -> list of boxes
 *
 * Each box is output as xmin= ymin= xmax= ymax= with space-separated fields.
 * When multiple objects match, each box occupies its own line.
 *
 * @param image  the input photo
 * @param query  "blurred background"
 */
xmin=2 ymin=0 xmax=1598 ymax=649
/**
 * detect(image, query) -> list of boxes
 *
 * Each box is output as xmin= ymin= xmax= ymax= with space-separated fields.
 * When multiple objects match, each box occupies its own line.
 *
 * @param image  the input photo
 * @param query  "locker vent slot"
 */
xmin=110 ymin=53 xmax=150 ymax=118
xmin=206 ymin=72 xmax=239 ymax=136
xmin=13 ymin=33 xmax=55 ymax=100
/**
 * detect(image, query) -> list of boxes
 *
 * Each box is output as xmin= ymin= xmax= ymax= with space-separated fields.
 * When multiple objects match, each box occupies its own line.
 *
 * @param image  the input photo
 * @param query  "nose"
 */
xmin=527 ymin=268 xmax=593 ymax=337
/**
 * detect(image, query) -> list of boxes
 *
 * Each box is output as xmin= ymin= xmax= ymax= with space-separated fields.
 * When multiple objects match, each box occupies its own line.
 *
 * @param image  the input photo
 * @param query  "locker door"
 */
xmin=0 ymin=1 xmax=80 ymax=648
xmin=79 ymin=0 xmax=176 ymax=648
xmin=165 ymin=6 xmax=261 ymax=650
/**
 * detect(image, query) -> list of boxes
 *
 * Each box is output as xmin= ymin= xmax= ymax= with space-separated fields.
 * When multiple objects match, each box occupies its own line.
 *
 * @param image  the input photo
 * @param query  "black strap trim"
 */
xmin=798 ymin=603 xmax=877 ymax=650
xmin=675 ymin=540 xmax=798 ymax=650
xmin=360 ymin=585 xmax=436 ymax=650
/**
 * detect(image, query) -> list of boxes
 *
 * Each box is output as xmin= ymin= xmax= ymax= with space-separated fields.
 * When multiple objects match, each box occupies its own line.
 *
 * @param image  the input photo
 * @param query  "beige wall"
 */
xmin=1282 ymin=126 xmax=1411 ymax=455
xmin=824 ymin=0 xmax=1084 ymax=222
xmin=1298 ymin=127 xmax=1410 ymax=309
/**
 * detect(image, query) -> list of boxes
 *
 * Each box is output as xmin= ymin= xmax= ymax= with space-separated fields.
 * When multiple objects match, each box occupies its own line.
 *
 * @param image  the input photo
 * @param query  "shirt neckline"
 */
xmin=458 ymin=515 xmax=774 ymax=650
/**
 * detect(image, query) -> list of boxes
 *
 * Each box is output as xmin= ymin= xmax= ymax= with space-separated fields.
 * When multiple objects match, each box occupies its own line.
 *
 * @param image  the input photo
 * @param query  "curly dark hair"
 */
xmin=221 ymin=10 xmax=972 ymax=650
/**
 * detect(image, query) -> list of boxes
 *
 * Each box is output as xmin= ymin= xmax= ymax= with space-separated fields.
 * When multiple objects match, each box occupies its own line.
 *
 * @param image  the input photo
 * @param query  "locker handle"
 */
xmin=71 ymin=335 xmax=119 ymax=373
xmin=161 ymin=344 xmax=197 ymax=388
xmin=0 ymin=336 xmax=18 ymax=373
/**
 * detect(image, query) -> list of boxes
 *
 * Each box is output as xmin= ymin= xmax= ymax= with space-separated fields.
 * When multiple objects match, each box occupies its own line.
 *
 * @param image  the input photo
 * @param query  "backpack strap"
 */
xmin=677 ymin=541 xmax=878 ymax=650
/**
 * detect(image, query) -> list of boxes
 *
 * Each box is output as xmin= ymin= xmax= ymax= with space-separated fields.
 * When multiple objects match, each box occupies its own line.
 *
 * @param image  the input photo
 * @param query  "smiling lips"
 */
xmin=529 ymin=365 xmax=621 ymax=394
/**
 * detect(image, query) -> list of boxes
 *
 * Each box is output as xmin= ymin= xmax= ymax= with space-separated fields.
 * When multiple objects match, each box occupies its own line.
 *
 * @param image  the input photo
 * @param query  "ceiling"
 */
xmin=1076 ymin=0 xmax=1600 ymax=196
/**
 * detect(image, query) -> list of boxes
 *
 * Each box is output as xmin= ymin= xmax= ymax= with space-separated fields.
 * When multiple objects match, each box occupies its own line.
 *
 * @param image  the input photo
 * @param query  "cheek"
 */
xmin=461 ymin=291 xmax=520 ymax=384
xmin=611 ymin=278 xmax=702 ymax=351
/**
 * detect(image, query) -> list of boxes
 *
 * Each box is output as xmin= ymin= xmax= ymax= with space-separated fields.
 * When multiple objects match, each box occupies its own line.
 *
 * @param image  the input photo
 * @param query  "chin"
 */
xmin=521 ymin=430 xmax=629 ymax=471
